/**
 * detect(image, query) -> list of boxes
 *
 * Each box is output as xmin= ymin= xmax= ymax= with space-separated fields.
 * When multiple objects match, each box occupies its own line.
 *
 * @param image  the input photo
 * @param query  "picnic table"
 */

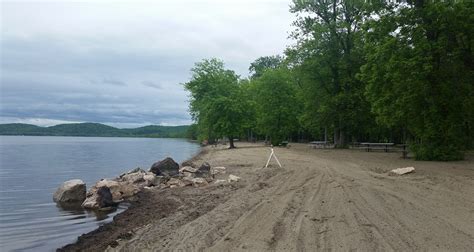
xmin=309 ymin=141 xmax=329 ymax=149
xmin=360 ymin=142 xmax=394 ymax=152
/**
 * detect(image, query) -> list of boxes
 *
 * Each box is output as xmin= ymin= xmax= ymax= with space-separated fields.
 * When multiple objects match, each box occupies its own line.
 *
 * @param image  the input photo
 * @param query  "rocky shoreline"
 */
xmin=56 ymin=147 xmax=240 ymax=251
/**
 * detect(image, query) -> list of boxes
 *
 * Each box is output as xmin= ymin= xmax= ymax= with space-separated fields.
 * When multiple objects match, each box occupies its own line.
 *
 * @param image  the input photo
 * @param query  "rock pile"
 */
xmin=53 ymin=157 xmax=239 ymax=210
xmin=81 ymin=168 xmax=162 ymax=209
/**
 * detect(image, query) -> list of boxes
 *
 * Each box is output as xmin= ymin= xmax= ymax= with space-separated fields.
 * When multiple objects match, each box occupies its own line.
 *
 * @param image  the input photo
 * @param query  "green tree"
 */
xmin=184 ymin=58 xmax=248 ymax=148
xmin=249 ymin=55 xmax=283 ymax=79
xmin=253 ymin=67 xmax=300 ymax=146
xmin=186 ymin=124 xmax=198 ymax=140
xmin=288 ymin=0 xmax=379 ymax=146
xmin=360 ymin=1 xmax=474 ymax=160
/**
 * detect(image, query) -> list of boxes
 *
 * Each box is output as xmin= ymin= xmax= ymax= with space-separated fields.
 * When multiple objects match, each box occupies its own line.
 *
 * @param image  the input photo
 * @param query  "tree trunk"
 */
xmin=339 ymin=129 xmax=345 ymax=147
xmin=228 ymin=136 xmax=235 ymax=149
xmin=324 ymin=127 xmax=328 ymax=142
xmin=334 ymin=127 xmax=340 ymax=146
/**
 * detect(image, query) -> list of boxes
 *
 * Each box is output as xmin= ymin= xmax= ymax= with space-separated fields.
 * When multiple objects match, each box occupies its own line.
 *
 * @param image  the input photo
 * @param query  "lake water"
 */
xmin=0 ymin=136 xmax=200 ymax=251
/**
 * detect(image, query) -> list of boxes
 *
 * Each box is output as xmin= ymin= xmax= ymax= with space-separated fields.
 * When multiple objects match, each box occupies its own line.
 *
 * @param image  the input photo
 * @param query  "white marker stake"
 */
xmin=265 ymin=148 xmax=282 ymax=168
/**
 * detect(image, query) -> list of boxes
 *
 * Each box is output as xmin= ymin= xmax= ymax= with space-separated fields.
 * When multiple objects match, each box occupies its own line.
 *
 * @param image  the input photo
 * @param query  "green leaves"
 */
xmin=184 ymin=58 xmax=249 ymax=145
xmin=360 ymin=2 xmax=473 ymax=160
xmin=249 ymin=55 xmax=283 ymax=79
xmin=252 ymin=67 xmax=300 ymax=145
xmin=289 ymin=0 xmax=375 ymax=146
xmin=182 ymin=1 xmax=472 ymax=159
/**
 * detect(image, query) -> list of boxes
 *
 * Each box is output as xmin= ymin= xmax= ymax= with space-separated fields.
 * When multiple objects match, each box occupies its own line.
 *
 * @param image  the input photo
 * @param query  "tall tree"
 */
xmin=288 ymin=0 xmax=378 ymax=146
xmin=253 ymin=67 xmax=300 ymax=145
xmin=360 ymin=1 xmax=474 ymax=160
xmin=184 ymin=58 xmax=247 ymax=148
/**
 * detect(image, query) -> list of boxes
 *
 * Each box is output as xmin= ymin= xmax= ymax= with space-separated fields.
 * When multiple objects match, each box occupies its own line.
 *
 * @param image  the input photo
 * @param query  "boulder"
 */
xmin=89 ymin=178 xmax=143 ymax=202
xmin=149 ymin=157 xmax=179 ymax=177
xmin=389 ymin=167 xmax=415 ymax=176
xmin=53 ymin=179 xmax=86 ymax=204
xmin=227 ymin=174 xmax=241 ymax=183
xmin=195 ymin=162 xmax=211 ymax=177
xmin=191 ymin=177 xmax=209 ymax=187
xmin=121 ymin=172 xmax=145 ymax=184
xmin=95 ymin=179 xmax=124 ymax=201
xmin=82 ymin=186 xmax=115 ymax=209
xmin=143 ymin=173 xmax=162 ymax=186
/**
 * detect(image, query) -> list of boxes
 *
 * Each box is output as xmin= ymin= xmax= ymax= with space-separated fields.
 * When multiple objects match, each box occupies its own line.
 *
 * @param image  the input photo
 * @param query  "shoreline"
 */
xmin=57 ymin=145 xmax=210 ymax=251
xmin=59 ymin=143 xmax=474 ymax=251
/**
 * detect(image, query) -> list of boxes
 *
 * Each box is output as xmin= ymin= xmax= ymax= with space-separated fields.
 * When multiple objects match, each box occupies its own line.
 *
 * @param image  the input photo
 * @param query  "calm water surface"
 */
xmin=0 ymin=136 xmax=200 ymax=251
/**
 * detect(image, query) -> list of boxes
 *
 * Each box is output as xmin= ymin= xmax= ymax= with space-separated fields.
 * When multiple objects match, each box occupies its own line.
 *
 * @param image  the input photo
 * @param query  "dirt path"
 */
xmin=62 ymin=143 xmax=474 ymax=251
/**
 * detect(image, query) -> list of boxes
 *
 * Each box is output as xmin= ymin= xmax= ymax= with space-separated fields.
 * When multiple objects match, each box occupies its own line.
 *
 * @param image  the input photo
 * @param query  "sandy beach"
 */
xmin=60 ymin=142 xmax=474 ymax=251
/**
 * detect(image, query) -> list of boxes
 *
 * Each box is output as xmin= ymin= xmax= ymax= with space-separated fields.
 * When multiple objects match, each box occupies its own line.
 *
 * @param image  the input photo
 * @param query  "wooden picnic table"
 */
xmin=360 ymin=142 xmax=394 ymax=152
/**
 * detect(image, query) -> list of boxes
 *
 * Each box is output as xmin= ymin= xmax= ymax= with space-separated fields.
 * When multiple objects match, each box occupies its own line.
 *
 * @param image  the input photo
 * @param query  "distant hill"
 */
xmin=0 ymin=123 xmax=190 ymax=138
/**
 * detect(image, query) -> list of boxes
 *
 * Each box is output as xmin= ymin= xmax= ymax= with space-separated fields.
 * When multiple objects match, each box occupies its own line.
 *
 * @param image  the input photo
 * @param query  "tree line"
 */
xmin=0 ymin=123 xmax=190 ymax=138
xmin=184 ymin=0 xmax=473 ymax=160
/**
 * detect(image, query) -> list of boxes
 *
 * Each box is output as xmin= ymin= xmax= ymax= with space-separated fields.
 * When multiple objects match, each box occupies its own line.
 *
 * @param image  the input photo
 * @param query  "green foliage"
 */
xmin=184 ymin=58 xmax=250 ymax=147
xmin=0 ymin=123 xmax=190 ymax=138
xmin=252 ymin=67 xmax=300 ymax=145
xmin=288 ymin=0 xmax=378 ymax=147
xmin=178 ymin=1 xmax=472 ymax=159
xmin=186 ymin=124 xmax=199 ymax=140
xmin=360 ymin=1 xmax=473 ymax=160
xmin=249 ymin=55 xmax=283 ymax=79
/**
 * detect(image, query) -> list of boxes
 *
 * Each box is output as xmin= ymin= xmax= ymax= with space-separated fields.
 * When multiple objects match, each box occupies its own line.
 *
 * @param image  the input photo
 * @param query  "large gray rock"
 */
xmin=121 ymin=171 xmax=145 ymax=184
xmin=82 ymin=186 xmax=115 ymax=209
xmin=195 ymin=162 xmax=211 ymax=177
xmin=53 ymin=179 xmax=86 ymax=204
xmin=149 ymin=157 xmax=179 ymax=177
xmin=95 ymin=179 xmax=130 ymax=201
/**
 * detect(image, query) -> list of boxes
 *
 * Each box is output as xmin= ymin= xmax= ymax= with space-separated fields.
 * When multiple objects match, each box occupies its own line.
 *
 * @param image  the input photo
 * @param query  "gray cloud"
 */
xmin=0 ymin=0 xmax=293 ymax=126
xmin=102 ymin=79 xmax=127 ymax=86
xmin=142 ymin=81 xmax=162 ymax=90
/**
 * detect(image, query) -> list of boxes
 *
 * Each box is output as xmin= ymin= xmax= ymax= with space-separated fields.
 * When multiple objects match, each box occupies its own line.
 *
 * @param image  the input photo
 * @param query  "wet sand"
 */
xmin=59 ymin=143 xmax=474 ymax=251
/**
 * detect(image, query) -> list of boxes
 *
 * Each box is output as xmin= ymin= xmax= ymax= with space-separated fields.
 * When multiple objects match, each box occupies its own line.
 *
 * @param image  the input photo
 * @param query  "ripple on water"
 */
xmin=0 ymin=136 xmax=199 ymax=251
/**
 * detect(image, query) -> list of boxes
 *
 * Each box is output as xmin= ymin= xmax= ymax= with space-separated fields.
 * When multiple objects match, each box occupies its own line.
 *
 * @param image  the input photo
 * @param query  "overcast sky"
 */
xmin=0 ymin=0 xmax=295 ymax=127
